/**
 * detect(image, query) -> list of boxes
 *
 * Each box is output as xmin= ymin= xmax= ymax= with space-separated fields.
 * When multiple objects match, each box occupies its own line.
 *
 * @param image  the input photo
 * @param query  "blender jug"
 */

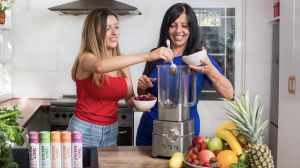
xmin=157 ymin=65 xmax=197 ymax=121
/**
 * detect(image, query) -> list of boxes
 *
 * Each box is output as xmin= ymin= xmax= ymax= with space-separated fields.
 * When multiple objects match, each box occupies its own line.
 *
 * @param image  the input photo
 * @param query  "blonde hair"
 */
xmin=71 ymin=8 xmax=124 ymax=86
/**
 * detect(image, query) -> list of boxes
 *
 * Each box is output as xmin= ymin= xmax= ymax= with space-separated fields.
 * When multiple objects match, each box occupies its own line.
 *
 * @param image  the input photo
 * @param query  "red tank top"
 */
xmin=74 ymin=75 xmax=127 ymax=125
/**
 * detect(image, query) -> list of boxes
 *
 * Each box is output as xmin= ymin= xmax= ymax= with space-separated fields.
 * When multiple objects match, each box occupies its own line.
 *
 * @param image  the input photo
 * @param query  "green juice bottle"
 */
xmin=39 ymin=131 xmax=51 ymax=168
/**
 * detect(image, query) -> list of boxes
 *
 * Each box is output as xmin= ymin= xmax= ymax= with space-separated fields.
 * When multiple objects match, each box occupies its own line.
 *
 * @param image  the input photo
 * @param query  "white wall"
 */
xmin=9 ymin=0 xmax=274 ymax=142
xmin=10 ymin=0 xmax=174 ymax=98
xmin=244 ymin=0 xmax=273 ymax=144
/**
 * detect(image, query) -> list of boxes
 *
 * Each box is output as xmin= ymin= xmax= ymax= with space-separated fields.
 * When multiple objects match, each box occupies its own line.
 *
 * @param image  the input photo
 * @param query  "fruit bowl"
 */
xmin=183 ymin=136 xmax=220 ymax=168
xmin=183 ymin=160 xmax=210 ymax=168
xmin=133 ymin=94 xmax=157 ymax=111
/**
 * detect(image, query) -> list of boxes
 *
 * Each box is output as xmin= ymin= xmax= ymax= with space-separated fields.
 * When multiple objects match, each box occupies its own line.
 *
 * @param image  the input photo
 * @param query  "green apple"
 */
xmin=207 ymin=137 xmax=223 ymax=151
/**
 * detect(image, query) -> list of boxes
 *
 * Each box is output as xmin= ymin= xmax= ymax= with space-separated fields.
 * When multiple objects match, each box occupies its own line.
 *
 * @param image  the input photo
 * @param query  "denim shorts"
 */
xmin=67 ymin=115 xmax=118 ymax=147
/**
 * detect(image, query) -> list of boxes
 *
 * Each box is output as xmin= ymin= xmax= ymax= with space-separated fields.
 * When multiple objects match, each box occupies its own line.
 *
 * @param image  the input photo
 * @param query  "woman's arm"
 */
xmin=189 ymin=59 xmax=234 ymax=100
xmin=207 ymin=69 xmax=234 ymax=100
xmin=81 ymin=47 xmax=173 ymax=74
xmin=123 ymin=67 xmax=135 ymax=108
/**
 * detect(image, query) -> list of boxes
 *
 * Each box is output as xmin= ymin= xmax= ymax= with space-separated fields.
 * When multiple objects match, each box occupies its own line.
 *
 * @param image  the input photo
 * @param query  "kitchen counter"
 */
xmin=0 ymin=98 xmax=130 ymax=128
xmin=0 ymin=98 xmax=53 ymax=127
xmin=98 ymin=146 xmax=169 ymax=168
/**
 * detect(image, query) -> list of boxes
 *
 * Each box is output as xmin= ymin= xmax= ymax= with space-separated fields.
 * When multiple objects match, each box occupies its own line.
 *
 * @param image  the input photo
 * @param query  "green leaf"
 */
xmin=0 ymin=106 xmax=24 ymax=167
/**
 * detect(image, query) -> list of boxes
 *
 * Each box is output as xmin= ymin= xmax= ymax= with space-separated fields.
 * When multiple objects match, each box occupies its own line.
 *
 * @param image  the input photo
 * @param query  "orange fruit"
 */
xmin=216 ymin=150 xmax=238 ymax=168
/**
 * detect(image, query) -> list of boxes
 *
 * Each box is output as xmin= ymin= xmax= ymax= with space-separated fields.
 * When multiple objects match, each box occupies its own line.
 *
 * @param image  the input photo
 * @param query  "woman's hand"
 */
xmin=189 ymin=58 xmax=216 ymax=75
xmin=190 ymin=57 xmax=234 ymax=99
xmin=138 ymin=75 xmax=156 ymax=90
xmin=147 ymin=47 xmax=174 ymax=62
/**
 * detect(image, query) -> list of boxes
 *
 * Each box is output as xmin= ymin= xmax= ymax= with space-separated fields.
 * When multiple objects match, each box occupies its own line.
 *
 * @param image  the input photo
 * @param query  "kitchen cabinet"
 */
xmin=133 ymin=111 xmax=143 ymax=145
xmin=277 ymin=0 xmax=300 ymax=167
xmin=25 ymin=107 xmax=50 ymax=132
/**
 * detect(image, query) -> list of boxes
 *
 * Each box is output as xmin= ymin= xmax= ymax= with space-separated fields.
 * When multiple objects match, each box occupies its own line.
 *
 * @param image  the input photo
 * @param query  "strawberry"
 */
xmin=192 ymin=159 xmax=199 ymax=164
xmin=210 ymin=157 xmax=218 ymax=163
xmin=196 ymin=144 xmax=201 ymax=150
xmin=213 ymin=150 xmax=221 ymax=156
xmin=191 ymin=154 xmax=197 ymax=160
xmin=201 ymin=143 xmax=207 ymax=150
xmin=203 ymin=162 xmax=211 ymax=167
xmin=199 ymin=160 xmax=205 ymax=166
xmin=193 ymin=148 xmax=199 ymax=154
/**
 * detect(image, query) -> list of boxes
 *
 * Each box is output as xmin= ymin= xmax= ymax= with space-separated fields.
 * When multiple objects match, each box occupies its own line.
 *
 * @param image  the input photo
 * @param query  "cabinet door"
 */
xmin=277 ymin=0 xmax=300 ymax=167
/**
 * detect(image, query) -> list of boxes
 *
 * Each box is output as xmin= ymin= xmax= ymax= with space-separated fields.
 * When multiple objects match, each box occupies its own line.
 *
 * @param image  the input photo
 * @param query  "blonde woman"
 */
xmin=68 ymin=8 xmax=174 ymax=147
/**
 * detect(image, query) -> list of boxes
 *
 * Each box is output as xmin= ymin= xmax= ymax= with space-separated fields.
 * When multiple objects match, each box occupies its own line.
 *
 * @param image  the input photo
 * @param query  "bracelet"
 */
xmin=213 ymin=73 xmax=222 ymax=84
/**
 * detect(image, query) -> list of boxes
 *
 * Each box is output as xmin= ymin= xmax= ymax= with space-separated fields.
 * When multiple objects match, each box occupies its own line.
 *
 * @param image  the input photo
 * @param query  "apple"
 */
xmin=208 ymin=137 xmax=223 ymax=151
xmin=192 ymin=136 xmax=205 ymax=146
xmin=198 ymin=150 xmax=215 ymax=163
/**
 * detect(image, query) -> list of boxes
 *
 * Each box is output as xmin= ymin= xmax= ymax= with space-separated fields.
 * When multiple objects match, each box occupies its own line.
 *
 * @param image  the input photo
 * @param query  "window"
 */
xmin=0 ymin=33 xmax=12 ymax=101
xmin=194 ymin=8 xmax=236 ymax=100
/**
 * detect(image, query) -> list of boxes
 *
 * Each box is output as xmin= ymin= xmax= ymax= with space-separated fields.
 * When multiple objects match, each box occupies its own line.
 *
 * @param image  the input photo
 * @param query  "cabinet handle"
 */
xmin=291 ymin=76 xmax=296 ymax=94
xmin=288 ymin=76 xmax=292 ymax=93
xmin=288 ymin=76 xmax=296 ymax=94
xmin=118 ymin=130 xmax=127 ymax=135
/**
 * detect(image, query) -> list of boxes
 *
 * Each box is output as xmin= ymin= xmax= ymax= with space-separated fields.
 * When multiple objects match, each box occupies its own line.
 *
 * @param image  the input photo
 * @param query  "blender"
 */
xmin=152 ymin=65 xmax=197 ymax=157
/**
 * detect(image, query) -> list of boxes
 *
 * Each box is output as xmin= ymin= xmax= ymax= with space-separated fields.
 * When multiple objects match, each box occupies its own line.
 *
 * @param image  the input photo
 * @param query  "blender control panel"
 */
xmin=161 ymin=144 xmax=179 ymax=151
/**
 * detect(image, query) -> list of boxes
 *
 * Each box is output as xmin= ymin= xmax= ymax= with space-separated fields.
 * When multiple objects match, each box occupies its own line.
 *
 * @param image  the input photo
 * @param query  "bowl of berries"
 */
xmin=183 ymin=136 xmax=221 ymax=168
xmin=133 ymin=94 xmax=157 ymax=111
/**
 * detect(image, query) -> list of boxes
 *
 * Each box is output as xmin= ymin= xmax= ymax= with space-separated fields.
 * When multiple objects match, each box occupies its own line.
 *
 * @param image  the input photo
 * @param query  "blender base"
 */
xmin=151 ymin=119 xmax=194 ymax=157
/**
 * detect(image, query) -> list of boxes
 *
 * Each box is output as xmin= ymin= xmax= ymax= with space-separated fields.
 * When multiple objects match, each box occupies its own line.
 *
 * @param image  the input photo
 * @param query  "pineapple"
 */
xmin=222 ymin=91 xmax=274 ymax=168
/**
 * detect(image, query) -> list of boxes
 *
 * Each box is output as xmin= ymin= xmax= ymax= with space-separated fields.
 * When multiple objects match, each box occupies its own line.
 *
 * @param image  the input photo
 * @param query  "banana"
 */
xmin=237 ymin=134 xmax=248 ymax=145
xmin=216 ymin=130 xmax=243 ymax=156
xmin=216 ymin=120 xmax=239 ymax=137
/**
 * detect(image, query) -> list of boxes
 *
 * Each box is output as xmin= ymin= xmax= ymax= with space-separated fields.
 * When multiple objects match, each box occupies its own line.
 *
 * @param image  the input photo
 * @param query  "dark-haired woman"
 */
xmin=136 ymin=3 xmax=233 ymax=146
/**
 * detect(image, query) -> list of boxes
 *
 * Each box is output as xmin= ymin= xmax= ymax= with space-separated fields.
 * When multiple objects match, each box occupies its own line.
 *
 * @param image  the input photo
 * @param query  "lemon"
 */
xmin=169 ymin=152 xmax=184 ymax=168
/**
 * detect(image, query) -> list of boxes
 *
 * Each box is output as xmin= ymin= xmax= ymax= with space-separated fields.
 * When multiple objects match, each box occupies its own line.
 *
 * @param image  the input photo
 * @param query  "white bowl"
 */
xmin=133 ymin=98 xmax=157 ymax=111
xmin=183 ymin=160 xmax=210 ymax=168
xmin=182 ymin=50 xmax=208 ymax=66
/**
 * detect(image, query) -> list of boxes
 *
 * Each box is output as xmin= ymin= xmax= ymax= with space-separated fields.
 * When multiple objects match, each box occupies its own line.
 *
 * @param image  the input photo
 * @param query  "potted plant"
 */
xmin=0 ymin=0 xmax=15 ymax=24
xmin=0 ymin=106 xmax=24 ymax=168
